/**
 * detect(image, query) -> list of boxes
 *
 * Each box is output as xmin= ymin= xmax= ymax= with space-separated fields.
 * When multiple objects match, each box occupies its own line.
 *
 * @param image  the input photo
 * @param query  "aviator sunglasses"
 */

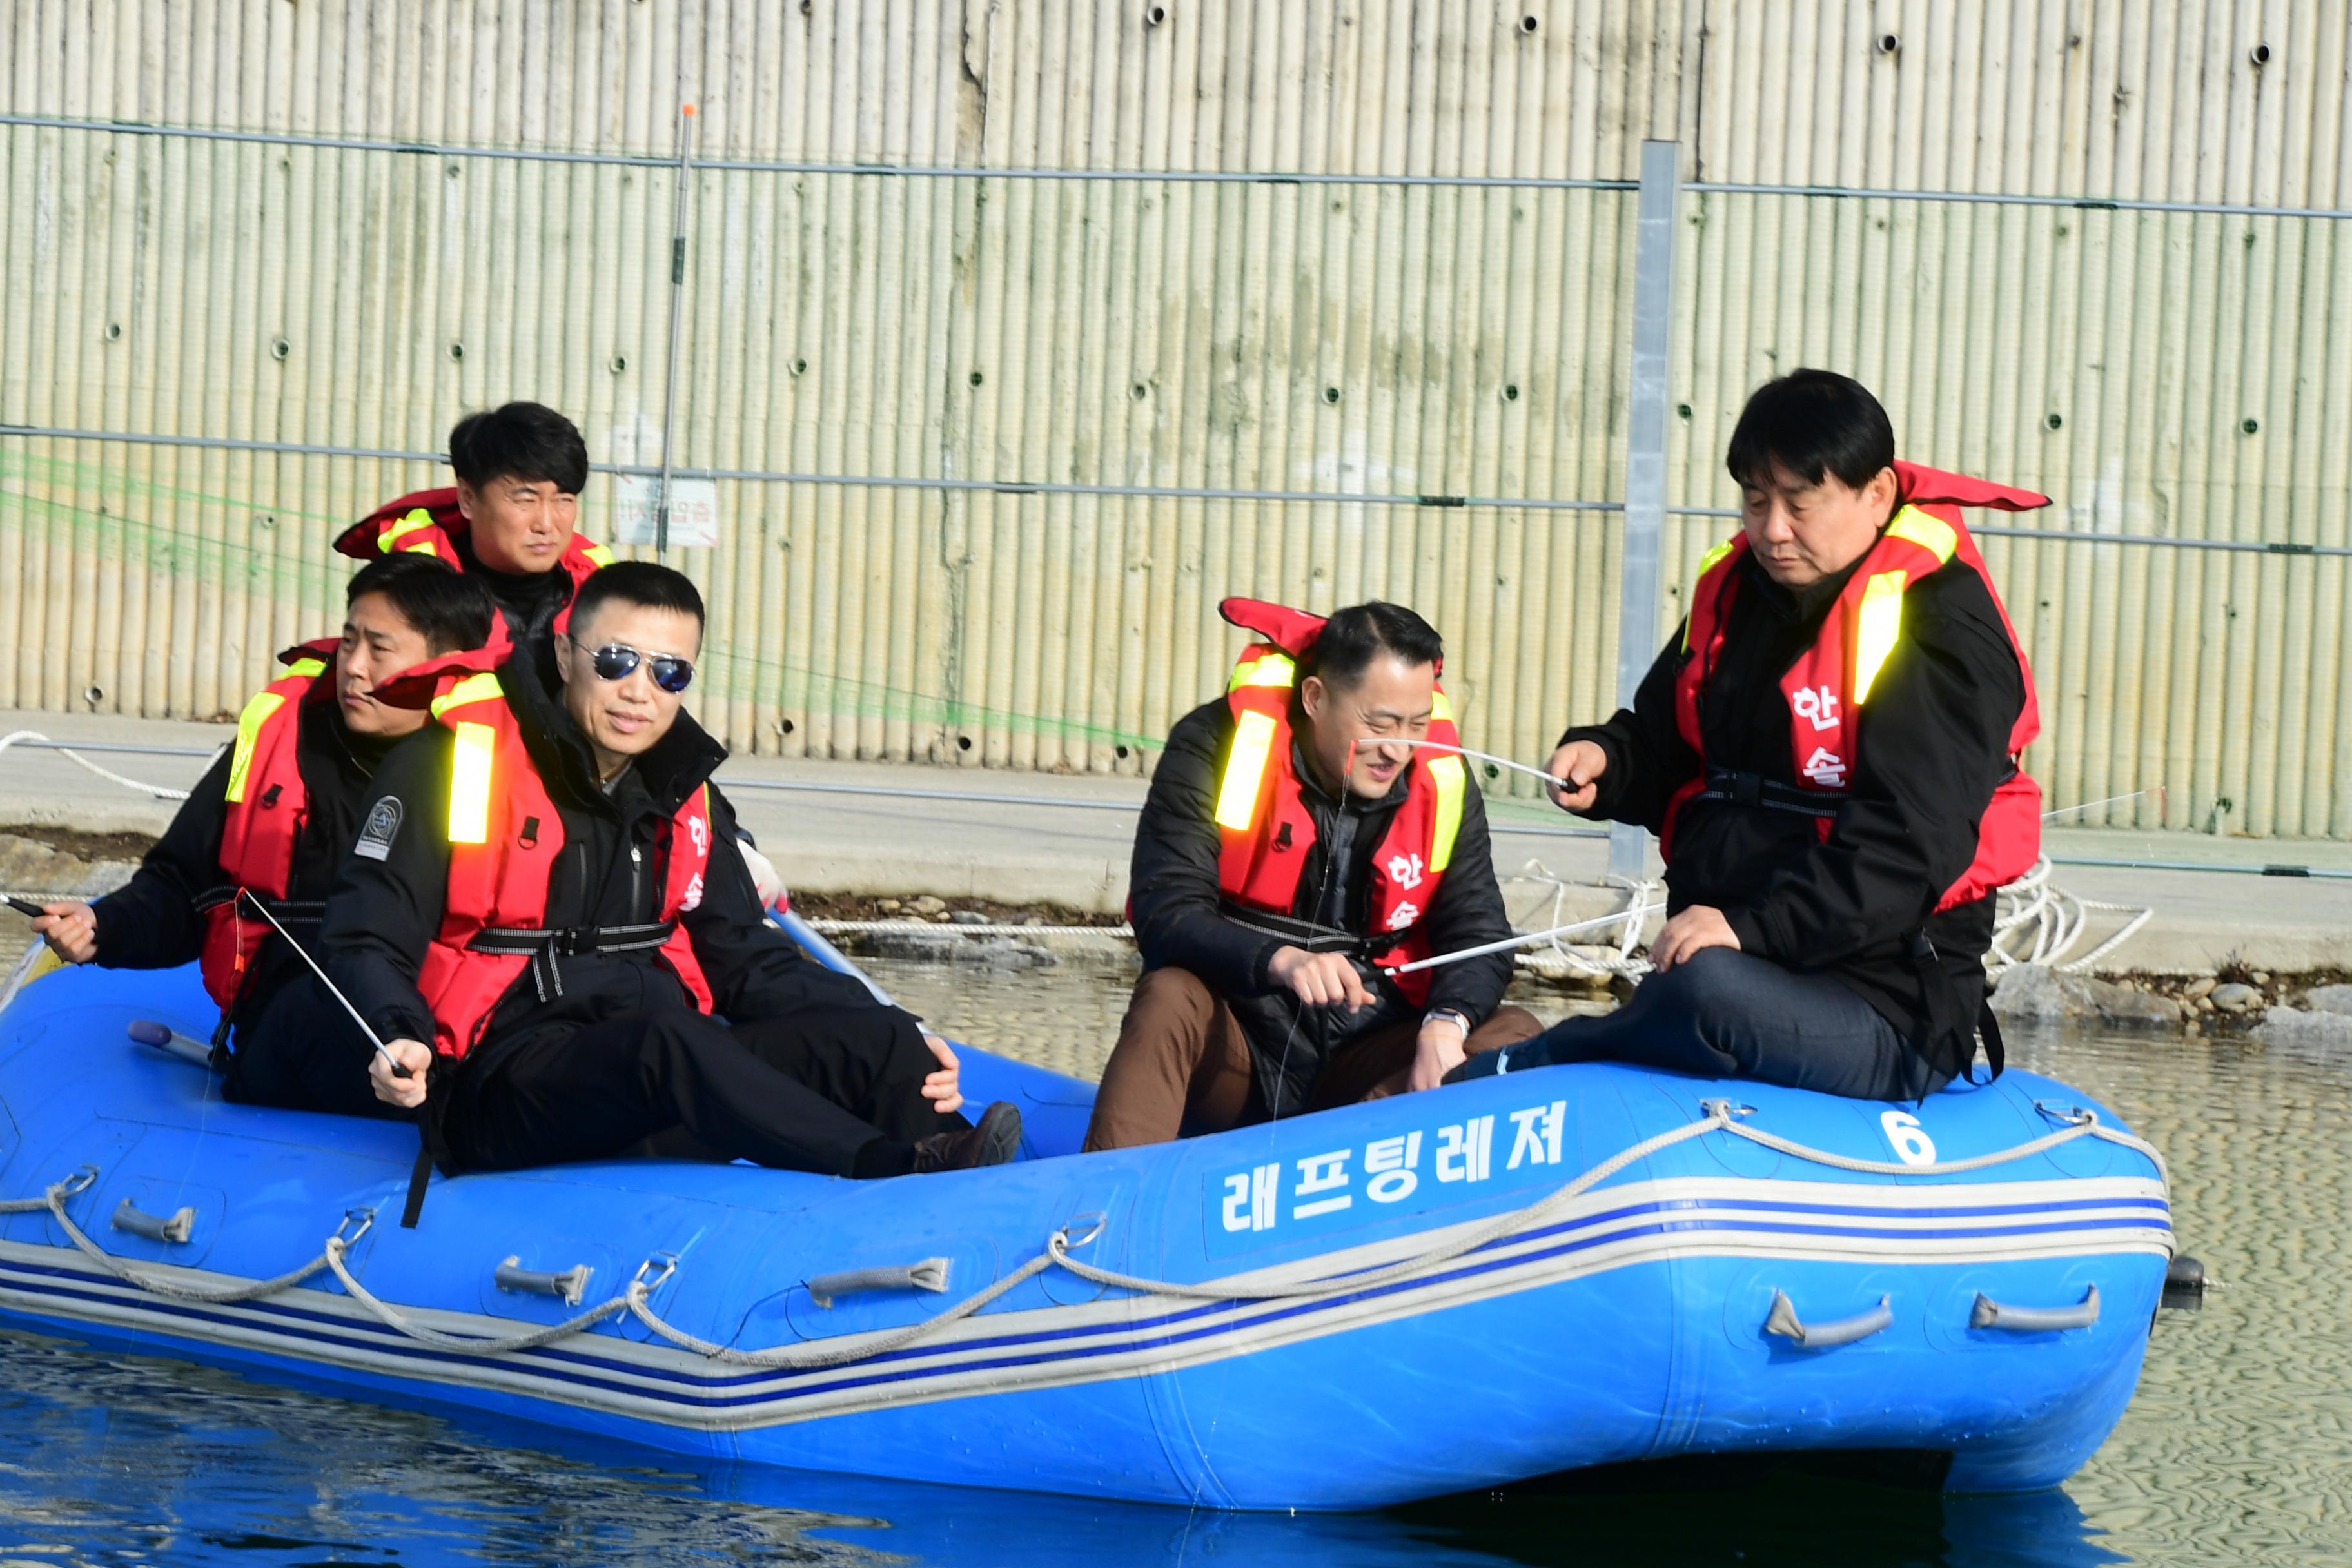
xmin=571 ymin=637 xmax=695 ymax=694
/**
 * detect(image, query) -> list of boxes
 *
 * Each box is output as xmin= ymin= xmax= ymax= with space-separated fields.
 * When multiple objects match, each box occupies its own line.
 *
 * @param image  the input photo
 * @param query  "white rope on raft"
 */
xmin=0 ymin=1101 xmax=2166 ymax=1369
xmin=801 ymin=918 xmax=1135 ymax=939
xmin=0 ymin=730 xmax=197 ymax=801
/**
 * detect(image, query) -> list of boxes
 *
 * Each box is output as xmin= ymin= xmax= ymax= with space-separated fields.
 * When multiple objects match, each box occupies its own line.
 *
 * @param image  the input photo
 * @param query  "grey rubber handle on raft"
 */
xmin=809 ymin=1257 xmax=953 ymax=1309
xmin=1972 ymin=1284 xmax=2100 ymax=1333
xmin=111 ymin=1196 xmax=195 ymax=1244
xmin=495 ymin=1256 xmax=591 ymax=1307
xmin=1763 ymin=1289 xmax=1892 ymax=1349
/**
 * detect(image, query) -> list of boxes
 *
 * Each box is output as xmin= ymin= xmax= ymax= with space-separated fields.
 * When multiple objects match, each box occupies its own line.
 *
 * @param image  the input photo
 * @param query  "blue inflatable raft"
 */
xmin=0 ymin=942 xmax=2171 ymax=1509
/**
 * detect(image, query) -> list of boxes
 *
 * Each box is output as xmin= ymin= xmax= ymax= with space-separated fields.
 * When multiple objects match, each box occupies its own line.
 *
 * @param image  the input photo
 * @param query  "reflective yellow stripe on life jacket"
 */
xmin=447 ymin=723 xmax=496 ymax=845
xmin=1682 ymin=536 xmax=1741 ymax=651
xmin=1228 ymin=652 xmax=1297 ymax=693
xmin=1852 ymin=508 xmax=1961 ymax=703
xmin=1427 ymin=754 xmax=1465 ymax=872
xmin=1886 ymin=504 xmax=1960 ymax=564
xmin=431 ymin=672 xmax=504 ymax=720
xmin=224 ymin=691 xmax=289 ymax=804
xmin=434 ymin=673 xmax=506 ymax=846
xmin=1215 ymin=710 xmax=1280 ymax=832
xmin=1852 ymin=571 xmax=1909 ymax=704
xmin=378 ymin=508 xmax=440 ymax=554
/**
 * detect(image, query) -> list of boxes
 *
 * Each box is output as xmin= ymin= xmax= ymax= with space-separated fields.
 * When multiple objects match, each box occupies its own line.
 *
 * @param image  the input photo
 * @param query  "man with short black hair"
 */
xmin=1084 ymin=598 xmax=1539 ymax=1151
xmin=337 ymin=404 xmax=791 ymax=908
xmin=328 ymin=561 xmax=1020 ymax=1179
xmin=1471 ymin=369 xmax=2047 ymax=1099
xmin=32 ymin=555 xmax=498 ymax=1114
xmin=337 ymin=402 xmax=612 ymax=665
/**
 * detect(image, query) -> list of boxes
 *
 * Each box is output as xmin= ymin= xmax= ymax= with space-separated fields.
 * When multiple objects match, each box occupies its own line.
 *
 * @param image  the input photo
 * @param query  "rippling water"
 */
xmin=0 ymin=957 xmax=2342 ymax=1567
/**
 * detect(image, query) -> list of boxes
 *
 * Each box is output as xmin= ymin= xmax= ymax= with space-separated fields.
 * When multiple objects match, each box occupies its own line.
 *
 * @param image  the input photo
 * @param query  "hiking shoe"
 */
xmin=912 ymin=1101 xmax=1023 ymax=1173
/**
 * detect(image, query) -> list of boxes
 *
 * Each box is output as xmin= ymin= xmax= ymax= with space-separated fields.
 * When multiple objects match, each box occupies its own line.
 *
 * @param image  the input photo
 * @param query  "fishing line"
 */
xmin=2042 ymin=786 xmax=2165 ymax=824
xmin=1361 ymin=736 xmax=1582 ymax=797
xmin=1387 ymin=905 xmax=1668 ymax=974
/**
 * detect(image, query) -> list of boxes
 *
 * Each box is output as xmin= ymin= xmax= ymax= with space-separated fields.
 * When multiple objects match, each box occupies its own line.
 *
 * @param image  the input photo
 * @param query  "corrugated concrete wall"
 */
xmin=1 ymin=1 xmax=2345 ymax=836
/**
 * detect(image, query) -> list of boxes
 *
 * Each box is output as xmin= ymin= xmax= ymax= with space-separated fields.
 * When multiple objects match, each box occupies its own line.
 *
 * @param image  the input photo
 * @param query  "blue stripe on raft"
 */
xmin=0 ymin=1197 xmax=2172 ymax=1417
xmin=5 ymin=1185 xmax=2169 ymax=1395
xmin=4 ymin=1188 xmax=2173 ymax=1395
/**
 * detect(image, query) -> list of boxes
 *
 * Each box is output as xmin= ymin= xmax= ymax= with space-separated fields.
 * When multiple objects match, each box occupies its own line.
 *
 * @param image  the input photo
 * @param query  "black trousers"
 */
xmin=224 ymin=975 xmax=414 ymax=1122
xmin=1457 ymin=947 xmax=1944 ymax=1102
xmin=438 ymin=1006 xmax=966 ymax=1177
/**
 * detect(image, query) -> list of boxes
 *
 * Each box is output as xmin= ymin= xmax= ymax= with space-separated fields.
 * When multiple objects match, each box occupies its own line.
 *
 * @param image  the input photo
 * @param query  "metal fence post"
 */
xmin=655 ymin=103 xmax=698 ymax=560
xmin=1609 ymin=139 xmax=1681 ymax=882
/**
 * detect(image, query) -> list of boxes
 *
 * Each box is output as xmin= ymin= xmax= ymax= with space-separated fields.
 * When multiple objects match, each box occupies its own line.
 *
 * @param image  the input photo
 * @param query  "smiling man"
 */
xmin=322 ymin=562 xmax=1020 ymax=1184
xmin=32 ymin=556 xmax=496 ymax=1110
xmin=1084 ymin=599 xmax=1538 ymax=1151
xmin=1465 ymin=369 xmax=2049 ymax=1099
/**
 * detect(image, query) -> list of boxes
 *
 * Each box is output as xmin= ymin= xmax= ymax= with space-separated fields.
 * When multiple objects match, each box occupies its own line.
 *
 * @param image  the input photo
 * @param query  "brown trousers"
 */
xmin=1083 ymin=966 xmax=1543 ymax=1151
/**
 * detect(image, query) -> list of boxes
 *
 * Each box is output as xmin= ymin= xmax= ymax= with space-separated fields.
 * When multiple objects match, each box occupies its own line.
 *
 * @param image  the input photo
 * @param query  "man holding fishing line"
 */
xmin=335 ymin=561 xmax=1020 ymax=1182
xmin=1464 ymin=369 xmax=2046 ymax=1099
xmin=29 ymin=556 xmax=498 ymax=1115
xmin=1084 ymin=600 xmax=1541 ymax=1151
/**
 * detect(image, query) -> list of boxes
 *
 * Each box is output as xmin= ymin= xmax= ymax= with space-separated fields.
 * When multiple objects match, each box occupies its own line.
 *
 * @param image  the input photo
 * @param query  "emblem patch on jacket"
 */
xmin=354 ymin=797 xmax=404 ymax=861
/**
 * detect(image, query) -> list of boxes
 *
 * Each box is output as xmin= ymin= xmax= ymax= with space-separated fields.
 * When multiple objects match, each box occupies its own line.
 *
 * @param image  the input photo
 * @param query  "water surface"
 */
xmin=0 ymin=958 xmax=2342 ymax=1566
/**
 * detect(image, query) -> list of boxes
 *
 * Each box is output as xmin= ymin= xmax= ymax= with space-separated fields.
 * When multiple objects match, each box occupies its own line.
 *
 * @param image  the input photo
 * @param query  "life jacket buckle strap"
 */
xmin=1698 ymin=768 xmax=1841 ymax=820
xmin=1215 ymin=903 xmax=1366 ymax=957
xmin=195 ymin=888 xmax=324 ymax=924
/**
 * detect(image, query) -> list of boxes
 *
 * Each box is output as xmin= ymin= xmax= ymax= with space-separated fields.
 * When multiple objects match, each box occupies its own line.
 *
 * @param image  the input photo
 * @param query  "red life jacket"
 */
xmin=415 ymin=670 xmax=716 ymax=1060
xmin=1667 ymin=462 xmax=2046 ymax=912
xmin=1210 ymin=598 xmax=1469 ymax=1006
xmin=196 ymin=640 xmax=340 ymax=1013
xmin=335 ymin=488 xmax=614 ymax=634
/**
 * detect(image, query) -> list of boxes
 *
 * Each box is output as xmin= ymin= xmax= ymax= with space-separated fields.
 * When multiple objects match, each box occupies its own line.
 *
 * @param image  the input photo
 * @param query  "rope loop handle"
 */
xmin=0 ymin=1097 xmax=2169 ymax=1374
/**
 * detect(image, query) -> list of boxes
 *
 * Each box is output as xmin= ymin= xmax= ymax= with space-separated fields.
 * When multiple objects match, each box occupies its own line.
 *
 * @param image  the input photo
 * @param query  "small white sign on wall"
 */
xmin=607 ymin=475 xmax=721 ymax=549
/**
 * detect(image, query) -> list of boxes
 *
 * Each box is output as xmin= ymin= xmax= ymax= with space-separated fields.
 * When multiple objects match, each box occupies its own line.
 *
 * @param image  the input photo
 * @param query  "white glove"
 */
xmin=736 ymin=836 xmax=787 ymax=910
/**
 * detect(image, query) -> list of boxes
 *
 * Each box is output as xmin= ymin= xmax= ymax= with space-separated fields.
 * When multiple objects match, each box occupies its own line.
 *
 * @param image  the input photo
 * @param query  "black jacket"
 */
xmin=320 ymin=656 xmax=903 ymax=1071
xmin=1565 ymin=549 xmax=2026 ymax=1081
xmin=1130 ymin=698 xmax=1519 ymax=1116
xmin=91 ymin=693 xmax=395 ymax=1042
xmin=453 ymin=531 xmax=570 ymax=692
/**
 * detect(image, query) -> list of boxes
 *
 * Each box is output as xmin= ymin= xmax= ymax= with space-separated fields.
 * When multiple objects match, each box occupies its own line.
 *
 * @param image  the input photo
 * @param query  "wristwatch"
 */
xmin=1422 ymin=1008 xmax=1472 ymax=1039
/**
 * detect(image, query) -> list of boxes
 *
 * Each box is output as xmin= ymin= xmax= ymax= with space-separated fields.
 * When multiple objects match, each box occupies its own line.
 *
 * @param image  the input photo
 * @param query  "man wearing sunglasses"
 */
xmin=338 ymin=401 xmax=789 ymax=906
xmin=320 ymin=562 xmax=1021 ymax=1182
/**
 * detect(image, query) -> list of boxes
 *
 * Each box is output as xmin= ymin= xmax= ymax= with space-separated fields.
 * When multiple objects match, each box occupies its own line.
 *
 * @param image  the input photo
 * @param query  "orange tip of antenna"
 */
xmin=682 ymin=103 xmax=698 ymax=116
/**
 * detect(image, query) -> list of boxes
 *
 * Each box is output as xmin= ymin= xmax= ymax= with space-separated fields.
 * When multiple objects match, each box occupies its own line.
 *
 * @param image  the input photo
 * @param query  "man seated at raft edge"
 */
xmin=337 ymin=398 xmax=787 ymax=905
xmin=30 ymin=555 xmax=498 ymax=1117
xmin=334 ymin=560 xmax=1023 ymax=1177
xmin=1455 ymin=368 xmax=2046 ymax=1099
xmin=1084 ymin=600 xmax=1542 ymax=1151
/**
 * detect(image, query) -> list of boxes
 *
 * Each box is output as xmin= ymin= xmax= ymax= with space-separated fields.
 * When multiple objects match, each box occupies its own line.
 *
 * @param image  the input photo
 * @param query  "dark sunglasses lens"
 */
xmin=591 ymin=645 xmax=641 ymax=681
xmin=649 ymin=656 xmax=694 ymax=694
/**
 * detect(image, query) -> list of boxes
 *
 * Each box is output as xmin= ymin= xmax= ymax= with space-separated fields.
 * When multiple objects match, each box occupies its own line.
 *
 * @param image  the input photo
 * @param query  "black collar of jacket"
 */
xmin=1739 ymin=547 xmax=1869 ymax=625
xmin=498 ymin=652 xmax=727 ymax=818
xmin=453 ymin=531 xmax=574 ymax=635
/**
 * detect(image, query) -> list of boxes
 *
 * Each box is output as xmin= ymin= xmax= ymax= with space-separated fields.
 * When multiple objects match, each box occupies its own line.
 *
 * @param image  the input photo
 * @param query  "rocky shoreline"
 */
xmin=1988 ymin=963 xmax=2352 ymax=1048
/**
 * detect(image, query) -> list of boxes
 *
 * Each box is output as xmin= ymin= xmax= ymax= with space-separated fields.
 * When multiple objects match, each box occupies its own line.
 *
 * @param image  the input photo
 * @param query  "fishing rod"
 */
xmin=235 ymin=890 xmax=412 ymax=1079
xmin=1349 ymin=735 xmax=1582 ymax=796
xmin=1388 ymin=904 xmax=1667 ymax=975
